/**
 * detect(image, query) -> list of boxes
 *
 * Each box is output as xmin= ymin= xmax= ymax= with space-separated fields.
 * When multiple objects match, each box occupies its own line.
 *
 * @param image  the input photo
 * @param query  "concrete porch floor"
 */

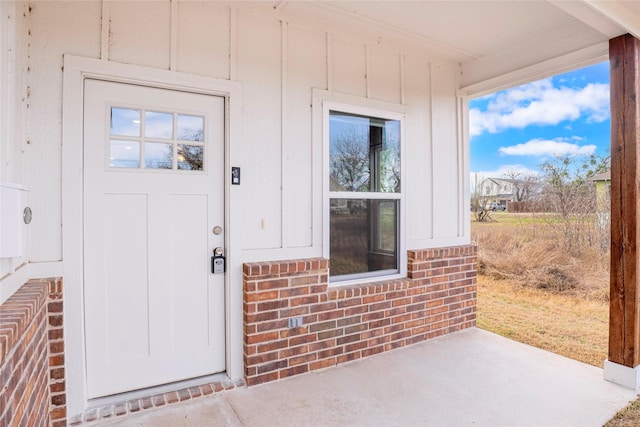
xmin=97 ymin=328 xmax=638 ymax=427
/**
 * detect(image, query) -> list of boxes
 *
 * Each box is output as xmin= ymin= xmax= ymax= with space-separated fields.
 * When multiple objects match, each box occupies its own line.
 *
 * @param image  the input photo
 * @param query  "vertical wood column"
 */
xmin=609 ymin=34 xmax=640 ymax=368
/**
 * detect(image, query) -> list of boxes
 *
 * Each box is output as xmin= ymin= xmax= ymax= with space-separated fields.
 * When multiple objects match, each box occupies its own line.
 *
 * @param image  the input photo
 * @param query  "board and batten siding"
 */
xmin=1 ymin=1 xmax=469 ymax=297
xmin=0 ymin=1 xmax=27 ymax=287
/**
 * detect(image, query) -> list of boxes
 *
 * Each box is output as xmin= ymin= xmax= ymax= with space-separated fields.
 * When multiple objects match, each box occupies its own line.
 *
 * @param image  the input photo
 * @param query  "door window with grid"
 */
xmin=109 ymin=107 xmax=205 ymax=171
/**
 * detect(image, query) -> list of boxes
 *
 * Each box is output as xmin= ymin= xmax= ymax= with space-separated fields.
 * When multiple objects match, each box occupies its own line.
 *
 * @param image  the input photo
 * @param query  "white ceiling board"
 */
xmin=226 ymin=1 xmax=633 ymax=92
xmin=624 ymin=0 xmax=640 ymax=15
xmin=584 ymin=0 xmax=640 ymax=40
xmin=283 ymin=1 xmax=476 ymax=62
xmin=461 ymin=17 xmax=609 ymax=89
xmin=548 ymin=0 xmax=626 ymax=38
xmin=460 ymin=42 xmax=609 ymax=98
xmin=320 ymin=1 xmax=573 ymax=57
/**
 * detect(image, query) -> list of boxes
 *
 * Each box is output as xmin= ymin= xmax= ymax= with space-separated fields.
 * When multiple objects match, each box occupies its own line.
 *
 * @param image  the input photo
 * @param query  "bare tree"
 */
xmin=162 ymin=128 xmax=205 ymax=171
xmin=330 ymin=127 xmax=370 ymax=192
xmin=540 ymin=155 xmax=586 ymax=219
xmin=177 ymin=145 xmax=203 ymax=170
xmin=502 ymin=170 xmax=539 ymax=202
xmin=470 ymin=173 xmax=493 ymax=222
xmin=539 ymin=154 xmax=609 ymax=250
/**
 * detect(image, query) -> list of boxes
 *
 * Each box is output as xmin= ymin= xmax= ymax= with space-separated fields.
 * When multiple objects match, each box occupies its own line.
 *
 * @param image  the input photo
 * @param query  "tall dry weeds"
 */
xmin=473 ymin=215 xmax=610 ymax=301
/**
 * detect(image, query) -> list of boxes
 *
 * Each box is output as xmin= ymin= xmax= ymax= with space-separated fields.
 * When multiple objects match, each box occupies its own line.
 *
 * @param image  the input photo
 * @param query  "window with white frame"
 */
xmin=328 ymin=109 xmax=401 ymax=282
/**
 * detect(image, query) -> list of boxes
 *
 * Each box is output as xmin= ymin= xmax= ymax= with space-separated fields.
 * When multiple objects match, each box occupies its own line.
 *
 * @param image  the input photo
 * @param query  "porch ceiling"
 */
xmin=247 ymin=0 xmax=640 ymax=95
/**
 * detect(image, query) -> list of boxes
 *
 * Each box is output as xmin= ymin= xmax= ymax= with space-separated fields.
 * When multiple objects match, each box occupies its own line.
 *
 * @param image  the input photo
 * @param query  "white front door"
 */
xmin=83 ymin=79 xmax=226 ymax=398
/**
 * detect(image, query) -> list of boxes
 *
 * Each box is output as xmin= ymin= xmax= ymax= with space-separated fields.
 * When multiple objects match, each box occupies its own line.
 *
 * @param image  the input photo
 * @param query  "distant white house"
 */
xmin=472 ymin=176 xmax=541 ymax=209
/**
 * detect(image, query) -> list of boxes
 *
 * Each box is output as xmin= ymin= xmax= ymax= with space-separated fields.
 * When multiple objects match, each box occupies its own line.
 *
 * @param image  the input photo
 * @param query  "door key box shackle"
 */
xmin=212 ymin=247 xmax=225 ymax=274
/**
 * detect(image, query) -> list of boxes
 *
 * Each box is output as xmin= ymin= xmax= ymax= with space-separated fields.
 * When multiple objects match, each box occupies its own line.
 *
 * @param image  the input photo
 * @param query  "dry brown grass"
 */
xmin=605 ymin=399 xmax=640 ymax=427
xmin=473 ymin=212 xmax=609 ymax=301
xmin=476 ymin=276 xmax=608 ymax=367
xmin=472 ymin=213 xmax=640 ymax=425
xmin=473 ymin=213 xmax=610 ymax=367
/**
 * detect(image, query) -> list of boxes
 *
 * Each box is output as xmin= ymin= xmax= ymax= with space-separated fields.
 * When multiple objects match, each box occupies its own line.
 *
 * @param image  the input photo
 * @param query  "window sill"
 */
xmin=327 ymin=273 xmax=412 ymax=300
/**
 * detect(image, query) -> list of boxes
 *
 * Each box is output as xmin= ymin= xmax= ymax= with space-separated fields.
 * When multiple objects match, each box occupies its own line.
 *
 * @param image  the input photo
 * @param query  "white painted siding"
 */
xmin=1 ymin=2 xmax=24 ymax=281
xmin=1 ymin=1 xmax=469 ymax=294
xmin=368 ymin=47 xmax=402 ymax=104
xmin=285 ymin=24 xmax=327 ymax=248
xmin=331 ymin=36 xmax=367 ymax=97
xmin=27 ymin=1 xmax=101 ymax=265
xmin=404 ymin=56 xmax=433 ymax=244
xmin=176 ymin=2 xmax=230 ymax=79
xmin=431 ymin=64 xmax=461 ymax=240
xmin=109 ymin=1 xmax=171 ymax=69
xmin=236 ymin=12 xmax=283 ymax=250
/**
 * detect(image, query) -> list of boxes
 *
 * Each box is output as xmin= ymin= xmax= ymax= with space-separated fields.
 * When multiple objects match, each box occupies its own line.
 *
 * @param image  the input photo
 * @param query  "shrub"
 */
xmin=473 ymin=215 xmax=609 ymax=301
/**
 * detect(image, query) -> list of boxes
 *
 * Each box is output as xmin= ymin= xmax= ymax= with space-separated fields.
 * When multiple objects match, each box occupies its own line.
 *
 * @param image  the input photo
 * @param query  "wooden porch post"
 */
xmin=608 ymin=33 xmax=640 ymax=381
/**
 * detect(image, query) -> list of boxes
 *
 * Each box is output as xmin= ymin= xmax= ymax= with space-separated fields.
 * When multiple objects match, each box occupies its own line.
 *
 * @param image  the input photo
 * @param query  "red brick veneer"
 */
xmin=243 ymin=244 xmax=477 ymax=385
xmin=47 ymin=279 xmax=66 ymax=426
xmin=0 ymin=278 xmax=64 ymax=427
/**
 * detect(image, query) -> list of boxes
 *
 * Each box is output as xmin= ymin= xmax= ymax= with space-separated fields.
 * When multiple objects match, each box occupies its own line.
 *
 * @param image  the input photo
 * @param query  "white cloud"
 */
xmin=470 ymin=78 xmax=609 ymax=137
xmin=498 ymin=138 xmax=596 ymax=157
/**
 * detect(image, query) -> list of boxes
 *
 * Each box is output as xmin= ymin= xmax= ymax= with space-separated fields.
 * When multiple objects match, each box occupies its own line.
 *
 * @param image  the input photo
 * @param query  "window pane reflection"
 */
xmin=329 ymin=199 xmax=398 ymax=278
xmin=145 ymin=111 xmax=173 ymax=139
xmin=178 ymin=115 xmax=204 ymax=141
xmin=177 ymin=144 xmax=203 ymax=170
xmin=111 ymin=108 xmax=140 ymax=137
xmin=108 ymin=106 xmax=206 ymax=172
xmin=145 ymin=142 xmax=172 ymax=169
xmin=329 ymin=112 xmax=400 ymax=193
xmin=110 ymin=140 xmax=140 ymax=168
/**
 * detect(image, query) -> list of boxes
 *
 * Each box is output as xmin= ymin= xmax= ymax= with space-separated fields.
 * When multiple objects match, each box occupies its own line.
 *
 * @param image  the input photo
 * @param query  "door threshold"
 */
xmin=87 ymin=372 xmax=230 ymax=410
xmin=72 ymin=373 xmax=246 ymax=424
xmin=75 ymin=372 xmax=245 ymax=424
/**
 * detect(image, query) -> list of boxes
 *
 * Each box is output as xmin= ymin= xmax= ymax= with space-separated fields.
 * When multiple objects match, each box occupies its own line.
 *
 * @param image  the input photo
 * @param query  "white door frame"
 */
xmin=62 ymin=55 xmax=244 ymax=416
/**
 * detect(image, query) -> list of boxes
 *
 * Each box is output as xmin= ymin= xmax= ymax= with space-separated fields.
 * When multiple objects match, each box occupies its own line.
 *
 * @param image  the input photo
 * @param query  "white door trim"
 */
xmin=62 ymin=55 xmax=244 ymax=416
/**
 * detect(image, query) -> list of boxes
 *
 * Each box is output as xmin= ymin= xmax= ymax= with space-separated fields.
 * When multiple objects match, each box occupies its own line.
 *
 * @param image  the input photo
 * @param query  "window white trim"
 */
xmin=312 ymin=89 xmax=407 ymax=286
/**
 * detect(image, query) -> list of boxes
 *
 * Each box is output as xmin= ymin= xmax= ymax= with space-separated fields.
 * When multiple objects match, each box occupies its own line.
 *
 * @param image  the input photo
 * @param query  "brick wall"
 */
xmin=243 ymin=244 xmax=477 ymax=386
xmin=47 ymin=279 xmax=66 ymax=426
xmin=0 ymin=281 xmax=50 ymax=426
xmin=0 ymin=278 xmax=65 ymax=427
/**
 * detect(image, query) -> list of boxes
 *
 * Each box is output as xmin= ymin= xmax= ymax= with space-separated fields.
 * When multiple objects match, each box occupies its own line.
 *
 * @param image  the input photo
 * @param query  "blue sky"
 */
xmin=469 ymin=61 xmax=610 ymax=178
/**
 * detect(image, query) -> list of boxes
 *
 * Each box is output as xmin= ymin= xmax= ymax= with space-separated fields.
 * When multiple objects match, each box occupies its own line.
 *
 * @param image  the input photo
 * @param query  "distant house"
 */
xmin=477 ymin=177 xmax=540 ymax=209
xmin=588 ymin=171 xmax=611 ymax=210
